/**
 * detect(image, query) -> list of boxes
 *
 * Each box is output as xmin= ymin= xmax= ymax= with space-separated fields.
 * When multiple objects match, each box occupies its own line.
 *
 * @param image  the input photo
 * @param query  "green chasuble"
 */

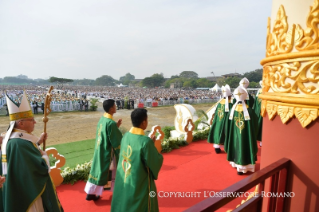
xmin=88 ymin=113 xmax=122 ymax=186
xmin=253 ymin=91 xmax=263 ymax=141
xmin=207 ymin=98 xmax=233 ymax=145
xmin=111 ymin=127 xmax=163 ymax=212
xmin=224 ymin=104 xmax=258 ymax=166
xmin=3 ymin=138 xmax=63 ymax=212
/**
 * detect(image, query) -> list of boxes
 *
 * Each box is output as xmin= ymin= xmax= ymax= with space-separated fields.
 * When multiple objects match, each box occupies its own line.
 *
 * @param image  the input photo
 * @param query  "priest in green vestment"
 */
xmin=208 ymin=85 xmax=233 ymax=154
xmin=111 ymin=108 xmax=163 ymax=212
xmin=85 ymin=99 xmax=123 ymax=201
xmin=253 ymin=81 xmax=263 ymax=147
xmin=225 ymin=86 xmax=258 ymax=175
xmin=2 ymin=91 xmax=63 ymax=212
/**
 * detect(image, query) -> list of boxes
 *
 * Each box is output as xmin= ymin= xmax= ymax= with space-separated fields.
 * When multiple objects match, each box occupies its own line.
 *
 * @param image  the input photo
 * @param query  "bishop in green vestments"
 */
xmin=253 ymin=81 xmax=263 ymax=146
xmin=4 ymin=131 xmax=63 ymax=212
xmin=208 ymin=85 xmax=233 ymax=154
xmin=225 ymin=86 xmax=258 ymax=175
xmin=2 ymin=91 xmax=63 ymax=212
xmin=111 ymin=108 xmax=163 ymax=212
xmin=85 ymin=99 xmax=123 ymax=201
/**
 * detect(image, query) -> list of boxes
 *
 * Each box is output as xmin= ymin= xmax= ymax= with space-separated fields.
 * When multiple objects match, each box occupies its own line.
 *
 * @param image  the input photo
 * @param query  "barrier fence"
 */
xmin=93 ymin=97 xmax=219 ymax=109
xmin=0 ymin=97 xmax=6 ymax=109
xmin=138 ymin=98 xmax=218 ymax=107
xmin=1 ymin=96 xmax=218 ymax=113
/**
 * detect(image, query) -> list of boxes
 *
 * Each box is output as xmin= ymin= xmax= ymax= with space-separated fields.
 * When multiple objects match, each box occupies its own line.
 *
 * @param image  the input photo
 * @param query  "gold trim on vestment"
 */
xmin=88 ymin=174 xmax=98 ymax=181
xmin=1 ymin=154 xmax=6 ymax=163
xmin=129 ymin=127 xmax=145 ymax=136
xmin=103 ymin=113 xmax=114 ymax=120
xmin=49 ymin=175 xmax=63 ymax=211
xmin=234 ymin=104 xmax=249 ymax=112
xmin=122 ymin=145 xmax=132 ymax=183
xmin=27 ymin=183 xmax=46 ymax=211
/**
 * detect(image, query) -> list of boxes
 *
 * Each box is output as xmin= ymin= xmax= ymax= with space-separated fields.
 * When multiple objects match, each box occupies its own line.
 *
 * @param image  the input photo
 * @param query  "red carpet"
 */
xmin=56 ymin=140 xmax=262 ymax=212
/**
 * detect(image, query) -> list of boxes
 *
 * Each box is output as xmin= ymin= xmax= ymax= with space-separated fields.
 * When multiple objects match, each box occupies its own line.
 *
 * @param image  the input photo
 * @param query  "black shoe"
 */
xmin=237 ymin=171 xmax=243 ymax=175
xmin=214 ymin=148 xmax=221 ymax=154
xmin=86 ymin=194 xmax=100 ymax=201
xmin=104 ymin=187 xmax=111 ymax=190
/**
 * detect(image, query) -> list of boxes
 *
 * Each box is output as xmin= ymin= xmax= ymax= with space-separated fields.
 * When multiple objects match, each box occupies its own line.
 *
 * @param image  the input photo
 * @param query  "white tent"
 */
xmin=210 ymin=84 xmax=221 ymax=92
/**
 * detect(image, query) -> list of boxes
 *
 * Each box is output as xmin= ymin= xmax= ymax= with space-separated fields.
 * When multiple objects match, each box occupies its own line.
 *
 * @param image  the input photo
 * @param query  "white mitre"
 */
xmin=2 ymin=90 xmax=34 ymax=175
xmin=6 ymin=90 xmax=34 ymax=121
xmin=229 ymin=86 xmax=250 ymax=121
xmin=239 ymin=77 xmax=249 ymax=89
xmin=222 ymin=84 xmax=232 ymax=112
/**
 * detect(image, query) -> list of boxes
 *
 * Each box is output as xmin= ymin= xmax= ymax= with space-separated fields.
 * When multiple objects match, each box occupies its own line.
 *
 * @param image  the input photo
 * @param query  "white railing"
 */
xmin=50 ymin=101 xmax=90 ymax=112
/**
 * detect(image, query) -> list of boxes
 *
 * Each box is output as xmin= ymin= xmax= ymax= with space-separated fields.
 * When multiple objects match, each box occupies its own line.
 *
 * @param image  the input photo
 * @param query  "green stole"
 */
xmin=88 ymin=113 xmax=122 ymax=186
xmin=224 ymin=104 xmax=258 ymax=166
xmin=207 ymin=98 xmax=233 ymax=145
xmin=111 ymin=127 xmax=164 ymax=212
xmin=253 ymin=91 xmax=263 ymax=141
xmin=3 ymin=138 xmax=63 ymax=212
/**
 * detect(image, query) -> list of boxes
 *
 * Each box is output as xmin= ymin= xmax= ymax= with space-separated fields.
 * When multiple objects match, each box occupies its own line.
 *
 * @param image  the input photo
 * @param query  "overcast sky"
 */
xmin=0 ymin=0 xmax=271 ymax=80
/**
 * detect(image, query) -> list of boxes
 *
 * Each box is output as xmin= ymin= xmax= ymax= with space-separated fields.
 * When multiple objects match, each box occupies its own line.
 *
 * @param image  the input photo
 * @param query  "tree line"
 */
xmin=0 ymin=69 xmax=262 ymax=88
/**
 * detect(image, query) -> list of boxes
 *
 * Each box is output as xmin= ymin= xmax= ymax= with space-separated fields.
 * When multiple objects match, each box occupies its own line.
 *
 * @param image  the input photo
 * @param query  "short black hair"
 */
xmin=103 ymin=99 xmax=115 ymax=112
xmin=131 ymin=108 xmax=148 ymax=127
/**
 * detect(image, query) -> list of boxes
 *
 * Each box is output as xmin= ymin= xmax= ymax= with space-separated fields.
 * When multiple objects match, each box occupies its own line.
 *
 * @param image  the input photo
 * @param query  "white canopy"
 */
xmin=210 ymin=84 xmax=221 ymax=92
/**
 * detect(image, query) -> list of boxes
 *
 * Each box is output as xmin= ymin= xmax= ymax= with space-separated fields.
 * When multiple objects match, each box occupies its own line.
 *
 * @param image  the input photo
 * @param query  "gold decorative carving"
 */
xmin=260 ymin=0 xmax=319 ymax=127
xmin=266 ymin=103 xmax=277 ymax=120
xmin=266 ymin=0 xmax=319 ymax=57
xmin=261 ymin=100 xmax=267 ymax=117
xmin=266 ymin=6 xmax=294 ymax=57
xmin=294 ymin=107 xmax=318 ymax=127
xmin=234 ymin=112 xmax=245 ymax=134
xmin=295 ymin=1 xmax=319 ymax=51
xmin=176 ymin=109 xmax=184 ymax=132
xmin=277 ymin=105 xmax=294 ymax=124
xmin=262 ymin=59 xmax=319 ymax=94
xmin=261 ymin=100 xmax=319 ymax=128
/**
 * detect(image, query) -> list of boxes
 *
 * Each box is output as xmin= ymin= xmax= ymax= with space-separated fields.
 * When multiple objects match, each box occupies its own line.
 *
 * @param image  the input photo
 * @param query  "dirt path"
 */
xmin=0 ymin=103 xmax=212 ymax=145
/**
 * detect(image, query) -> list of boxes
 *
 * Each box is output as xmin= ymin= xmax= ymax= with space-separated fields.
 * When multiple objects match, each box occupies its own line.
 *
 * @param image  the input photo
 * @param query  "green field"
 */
xmin=48 ymin=139 xmax=95 ymax=168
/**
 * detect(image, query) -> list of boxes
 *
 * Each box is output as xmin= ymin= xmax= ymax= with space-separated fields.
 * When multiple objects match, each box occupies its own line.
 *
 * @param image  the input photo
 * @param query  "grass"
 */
xmin=48 ymin=139 xmax=95 ymax=168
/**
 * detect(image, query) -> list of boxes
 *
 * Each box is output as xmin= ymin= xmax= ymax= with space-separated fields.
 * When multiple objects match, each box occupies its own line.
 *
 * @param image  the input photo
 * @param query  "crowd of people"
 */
xmin=0 ymin=84 xmax=224 ymax=113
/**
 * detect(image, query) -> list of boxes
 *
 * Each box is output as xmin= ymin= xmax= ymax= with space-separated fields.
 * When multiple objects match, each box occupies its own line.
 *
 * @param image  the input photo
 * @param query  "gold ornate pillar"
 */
xmin=260 ymin=1 xmax=319 ymax=211
xmin=259 ymin=0 xmax=319 ymax=127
